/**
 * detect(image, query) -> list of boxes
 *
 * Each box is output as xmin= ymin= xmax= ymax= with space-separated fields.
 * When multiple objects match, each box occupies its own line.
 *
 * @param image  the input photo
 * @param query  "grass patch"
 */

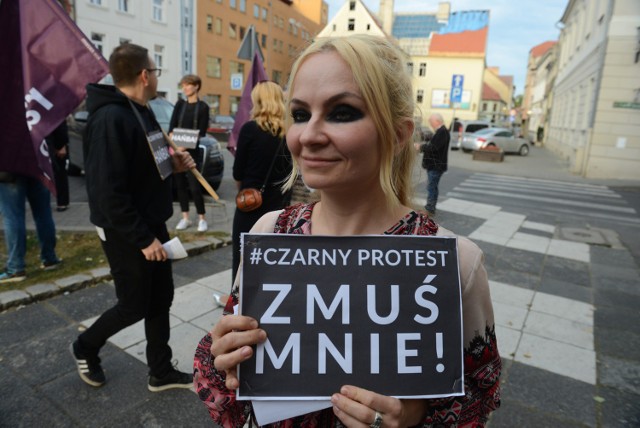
xmin=0 ymin=229 xmax=229 ymax=292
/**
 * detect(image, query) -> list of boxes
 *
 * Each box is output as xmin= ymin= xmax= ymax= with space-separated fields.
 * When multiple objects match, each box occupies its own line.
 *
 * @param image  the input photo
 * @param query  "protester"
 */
xmin=415 ymin=113 xmax=450 ymax=216
xmin=169 ymin=74 xmax=210 ymax=232
xmin=193 ymin=35 xmax=501 ymax=426
xmin=45 ymin=121 xmax=70 ymax=211
xmin=230 ymin=81 xmax=292 ymax=284
xmin=0 ymin=173 xmax=61 ymax=283
xmin=71 ymin=43 xmax=195 ymax=391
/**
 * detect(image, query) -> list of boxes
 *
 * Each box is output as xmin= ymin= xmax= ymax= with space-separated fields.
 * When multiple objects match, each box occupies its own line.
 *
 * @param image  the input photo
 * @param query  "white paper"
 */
xmin=252 ymin=400 xmax=332 ymax=426
xmin=162 ymin=237 xmax=188 ymax=259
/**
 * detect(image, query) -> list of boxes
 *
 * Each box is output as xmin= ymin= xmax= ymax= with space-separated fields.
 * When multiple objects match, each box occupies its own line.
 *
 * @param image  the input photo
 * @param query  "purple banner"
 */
xmin=0 ymin=0 xmax=109 ymax=191
xmin=228 ymin=51 xmax=268 ymax=155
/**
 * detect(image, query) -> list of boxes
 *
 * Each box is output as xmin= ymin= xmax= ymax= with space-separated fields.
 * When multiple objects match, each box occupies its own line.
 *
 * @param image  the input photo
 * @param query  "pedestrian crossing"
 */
xmin=445 ymin=172 xmax=640 ymax=227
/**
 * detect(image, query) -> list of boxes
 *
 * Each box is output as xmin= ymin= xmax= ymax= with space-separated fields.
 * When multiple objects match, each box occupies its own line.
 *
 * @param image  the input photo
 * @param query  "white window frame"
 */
xmin=153 ymin=0 xmax=164 ymax=22
xmin=91 ymin=33 xmax=104 ymax=54
xmin=154 ymin=45 xmax=164 ymax=69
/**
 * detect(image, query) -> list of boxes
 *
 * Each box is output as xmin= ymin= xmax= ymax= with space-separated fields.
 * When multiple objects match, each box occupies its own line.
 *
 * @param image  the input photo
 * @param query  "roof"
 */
xmin=530 ymin=41 xmax=556 ymax=58
xmin=429 ymin=27 xmax=488 ymax=56
xmin=499 ymin=75 xmax=513 ymax=88
xmin=482 ymin=83 xmax=502 ymax=102
xmin=392 ymin=14 xmax=444 ymax=38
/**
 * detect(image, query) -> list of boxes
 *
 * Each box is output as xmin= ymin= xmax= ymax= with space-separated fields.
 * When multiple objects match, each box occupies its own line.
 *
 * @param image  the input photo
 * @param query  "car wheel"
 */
xmin=519 ymin=144 xmax=530 ymax=156
xmin=462 ymin=148 xmax=472 ymax=153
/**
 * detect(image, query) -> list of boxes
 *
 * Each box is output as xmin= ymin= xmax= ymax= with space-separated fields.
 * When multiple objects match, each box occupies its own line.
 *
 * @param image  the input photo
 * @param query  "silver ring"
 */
xmin=370 ymin=411 xmax=382 ymax=428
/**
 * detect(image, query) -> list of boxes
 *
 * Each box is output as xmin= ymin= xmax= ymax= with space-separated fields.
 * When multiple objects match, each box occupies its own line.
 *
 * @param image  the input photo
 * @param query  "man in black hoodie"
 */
xmin=415 ymin=113 xmax=450 ymax=216
xmin=70 ymin=43 xmax=196 ymax=391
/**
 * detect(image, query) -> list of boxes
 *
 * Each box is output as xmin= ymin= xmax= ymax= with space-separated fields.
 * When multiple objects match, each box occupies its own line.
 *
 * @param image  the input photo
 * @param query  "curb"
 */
xmin=0 ymin=236 xmax=231 ymax=312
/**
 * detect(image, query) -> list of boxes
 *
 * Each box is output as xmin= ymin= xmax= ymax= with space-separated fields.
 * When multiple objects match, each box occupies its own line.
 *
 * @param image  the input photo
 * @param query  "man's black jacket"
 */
xmin=420 ymin=125 xmax=450 ymax=172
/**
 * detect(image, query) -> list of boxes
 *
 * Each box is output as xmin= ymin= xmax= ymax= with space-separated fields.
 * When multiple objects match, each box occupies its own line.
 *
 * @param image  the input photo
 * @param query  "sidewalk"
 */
xmin=1 ymin=146 xmax=639 ymax=426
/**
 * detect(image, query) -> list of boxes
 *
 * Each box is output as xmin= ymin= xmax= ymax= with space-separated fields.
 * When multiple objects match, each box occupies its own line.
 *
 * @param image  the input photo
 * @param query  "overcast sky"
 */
xmin=324 ymin=0 xmax=568 ymax=95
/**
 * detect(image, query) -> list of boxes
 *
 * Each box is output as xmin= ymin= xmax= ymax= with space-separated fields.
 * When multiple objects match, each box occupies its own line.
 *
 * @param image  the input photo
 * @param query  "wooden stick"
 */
xmin=161 ymin=129 xmax=220 ymax=201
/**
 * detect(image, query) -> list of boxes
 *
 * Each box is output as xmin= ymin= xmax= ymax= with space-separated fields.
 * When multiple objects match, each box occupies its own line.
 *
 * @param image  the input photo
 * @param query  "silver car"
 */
xmin=461 ymin=127 xmax=530 ymax=156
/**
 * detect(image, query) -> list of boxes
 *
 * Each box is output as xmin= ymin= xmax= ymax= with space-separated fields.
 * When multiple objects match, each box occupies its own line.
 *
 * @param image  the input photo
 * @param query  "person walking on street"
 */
xmin=70 ymin=43 xmax=196 ymax=391
xmin=169 ymin=74 xmax=210 ymax=232
xmin=45 ymin=121 xmax=70 ymax=212
xmin=415 ymin=113 xmax=450 ymax=216
xmin=0 ymin=173 xmax=61 ymax=283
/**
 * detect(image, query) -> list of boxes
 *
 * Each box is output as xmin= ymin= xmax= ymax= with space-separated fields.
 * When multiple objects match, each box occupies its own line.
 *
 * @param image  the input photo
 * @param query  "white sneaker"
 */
xmin=176 ymin=218 xmax=191 ymax=230
xmin=197 ymin=219 xmax=208 ymax=232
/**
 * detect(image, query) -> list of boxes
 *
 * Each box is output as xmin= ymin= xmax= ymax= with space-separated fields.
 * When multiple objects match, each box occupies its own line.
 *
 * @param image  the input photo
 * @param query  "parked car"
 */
xmin=207 ymin=114 xmax=235 ymax=142
xmin=67 ymin=98 xmax=225 ymax=190
xmin=449 ymin=120 xmax=492 ymax=150
xmin=460 ymin=127 xmax=531 ymax=156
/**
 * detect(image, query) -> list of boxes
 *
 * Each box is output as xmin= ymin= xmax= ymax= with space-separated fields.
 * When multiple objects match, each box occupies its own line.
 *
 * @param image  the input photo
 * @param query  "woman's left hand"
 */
xmin=331 ymin=385 xmax=427 ymax=427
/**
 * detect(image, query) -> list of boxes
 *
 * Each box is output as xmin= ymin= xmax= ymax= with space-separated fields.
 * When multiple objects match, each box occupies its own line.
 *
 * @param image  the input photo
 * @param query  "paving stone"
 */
xmin=436 ymin=211 xmax=487 ymax=237
xmin=598 ymin=354 xmax=640 ymax=396
xmin=595 ymin=305 xmax=640 ymax=333
xmin=0 ymin=362 xmax=74 ymax=427
xmin=594 ymin=288 xmax=640 ymax=311
xmin=485 ymin=267 xmax=540 ymax=290
xmin=595 ymin=327 xmax=640 ymax=360
xmin=25 ymin=282 xmax=59 ymax=300
xmin=541 ymin=256 xmax=590 ymax=288
xmin=590 ymin=246 xmax=637 ymax=269
xmin=597 ymin=386 xmax=640 ymax=428
xmin=591 ymin=265 xmax=640 ymax=296
xmin=501 ymin=361 xmax=596 ymax=427
xmin=0 ymin=302 xmax=68 ymax=349
xmin=495 ymin=248 xmax=545 ymax=276
xmin=46 ymin=282 xmax=116 ymax=323
xmin=55 ymin=273 xmax=94 ymax=291
xmin=488 ymin=398 xmax=590 ymax=428
xmin=538 ymin=277 xmax=592 ymax=304
xmin=473 ymin=240 xmax=504 ymax=268
xmin=0 ymin=289 xmax=31 ymax=309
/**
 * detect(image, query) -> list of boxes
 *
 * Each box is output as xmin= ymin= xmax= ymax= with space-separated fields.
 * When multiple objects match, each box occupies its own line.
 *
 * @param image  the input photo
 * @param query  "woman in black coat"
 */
xmin=232 ymin=81 xmax=292 ymax=283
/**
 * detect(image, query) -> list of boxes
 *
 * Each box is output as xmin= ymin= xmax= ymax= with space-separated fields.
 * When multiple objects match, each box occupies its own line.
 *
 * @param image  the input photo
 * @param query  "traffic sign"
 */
xmin=450 ymin=74 xmax=464 ymax=105
xmin=231 ymin=73 xmax=243 ymax=90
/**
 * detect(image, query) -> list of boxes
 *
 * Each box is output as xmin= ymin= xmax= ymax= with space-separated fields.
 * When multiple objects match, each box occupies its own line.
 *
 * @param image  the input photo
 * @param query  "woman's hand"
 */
xmin=331 ymin=385 xmax=428 ymax=427
xmin=209 ymin=315 xmax=267 ymax=390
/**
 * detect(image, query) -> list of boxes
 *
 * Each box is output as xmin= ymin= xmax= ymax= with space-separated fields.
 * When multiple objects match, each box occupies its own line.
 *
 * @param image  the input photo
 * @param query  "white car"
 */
xmin=461 ymin=127 xmax=531 ymax=156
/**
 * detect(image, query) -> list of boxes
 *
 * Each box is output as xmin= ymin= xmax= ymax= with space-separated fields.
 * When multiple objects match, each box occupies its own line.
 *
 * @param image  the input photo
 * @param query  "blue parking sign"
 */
xmin=450 ymin=75 xmax=464 ymax=105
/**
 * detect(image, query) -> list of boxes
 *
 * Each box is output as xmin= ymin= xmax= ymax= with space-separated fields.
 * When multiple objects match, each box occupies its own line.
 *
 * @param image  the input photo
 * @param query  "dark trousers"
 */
xmin=51 ymin=154 xmax=69 ymax=207
xmin=78 ymin=224 xmax=174 ymax=377
xmin=426 ymin=169 xmax=444 ymax=213
xmin=175 ymin=172 xmax=205 ymax=215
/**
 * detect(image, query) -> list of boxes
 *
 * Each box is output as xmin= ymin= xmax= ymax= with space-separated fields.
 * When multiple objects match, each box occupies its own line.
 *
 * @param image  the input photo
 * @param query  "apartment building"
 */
xmin=547 ymin=0 xmax=640 ymax=179
xmin=195 ymin=0 xmax=327 ymax=116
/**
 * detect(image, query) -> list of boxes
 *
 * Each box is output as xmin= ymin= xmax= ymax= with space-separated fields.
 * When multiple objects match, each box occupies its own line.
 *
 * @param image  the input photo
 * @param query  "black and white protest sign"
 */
xmin=238 ymin=234 xmax=463 ymax=400
xmin=171 ymin=128 xmax=200 ymax=149
xmin=146 ymin=130 xmax=172 ymax=180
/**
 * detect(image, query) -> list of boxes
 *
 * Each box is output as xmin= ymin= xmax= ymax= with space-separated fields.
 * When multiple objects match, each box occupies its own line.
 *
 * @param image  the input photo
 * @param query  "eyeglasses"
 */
xmin=144 ymin=68 xmax=162 ymax=77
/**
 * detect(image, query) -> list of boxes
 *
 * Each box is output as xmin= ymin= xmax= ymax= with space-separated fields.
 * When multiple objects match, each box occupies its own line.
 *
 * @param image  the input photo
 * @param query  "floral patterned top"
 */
xmin=194 ymin=203 xmax=501 ymax=427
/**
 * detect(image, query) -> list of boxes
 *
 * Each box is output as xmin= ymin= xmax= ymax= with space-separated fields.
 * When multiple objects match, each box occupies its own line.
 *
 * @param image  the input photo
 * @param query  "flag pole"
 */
xmin=160 ymin=128 xmax=220 ymax=201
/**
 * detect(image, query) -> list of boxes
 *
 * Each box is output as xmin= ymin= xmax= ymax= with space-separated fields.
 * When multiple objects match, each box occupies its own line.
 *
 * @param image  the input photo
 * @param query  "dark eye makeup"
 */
xmin=290 ymin=104 xmax=364 ymax=124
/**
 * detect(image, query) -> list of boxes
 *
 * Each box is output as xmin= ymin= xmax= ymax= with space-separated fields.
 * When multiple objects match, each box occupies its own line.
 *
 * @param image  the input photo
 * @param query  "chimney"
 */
xmin=379 ymin=0 xmax=394 ymax=35
xmin=436 ymin=2 xmax=450 ymax=22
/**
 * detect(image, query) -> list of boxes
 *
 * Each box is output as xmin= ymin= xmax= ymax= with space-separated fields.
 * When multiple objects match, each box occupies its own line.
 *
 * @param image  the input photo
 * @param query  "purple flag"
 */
xmin=0 ymin=0 xmax=109 ymax=192
xmin=227 ymin=51 xmax=268 ymax=155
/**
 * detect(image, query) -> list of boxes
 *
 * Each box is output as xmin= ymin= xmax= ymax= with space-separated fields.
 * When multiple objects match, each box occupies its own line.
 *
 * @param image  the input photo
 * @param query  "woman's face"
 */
xmin=287 ymin=51 xmax=381 ymax=193
xmin=181 ymin=82 xmax=198 ymax=97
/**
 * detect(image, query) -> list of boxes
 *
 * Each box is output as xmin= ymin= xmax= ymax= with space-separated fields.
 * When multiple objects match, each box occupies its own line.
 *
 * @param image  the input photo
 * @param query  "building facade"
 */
xmin=547 ymin=0 xmax=640 ymax=179
xmin=479 ymin=67 xmax=513 ymax=125
xmin=73 ymin=0 xmax=183 ymax=102
xmin=195 ymin=0 xmax=327 ymax=116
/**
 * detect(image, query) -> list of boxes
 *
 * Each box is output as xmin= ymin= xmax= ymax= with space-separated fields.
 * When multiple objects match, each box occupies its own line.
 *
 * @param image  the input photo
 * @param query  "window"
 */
xmin=416 ymin=90 xmax=424 ymax=104
xmin=206 ymin=15 xmax=213 ymax=32
xmin=91 ymin=33 xmax=104 ymax=54
xmin=367 ymin=24 xmax=371 ymax=30
xmin=272 ymin=70 xmax=282 ymax=85
xmin=153 ymin=0 xmax=163 ymax=22
xmin=482 ymin=102 xmax=487 ymax=112
xmin=229 ymin=61 xmax=244 ymax=75
xmin=228 ymin=23 xmax=237 ymax=39
xmin=229 ymin=96 xmax=241 ymax=115
xmin=154 ymin=45 xmax=164 ymax=69
xmin=230 ymin=0 xmax=236 ymax=9
xmin=262 ymin=7 xmax=268 ymax=21
xmin=348 ymin=18 xmax=355 ymax=31
xmin=89 ymin=0 xmax=102 ymax=5
xmin=332 ymin=24 xmax=336 ymax=31
xmin=262 ymin=34 xmax=267 ymax=48
xmin=253 ymin=4 xmax=260 ymax=18
xmin=496 ymin=131 xmax=512 ymax=137
xmin=204 ymin=94 xmax=220 ymax=115
xmin=493 ymin=104 xmax=497 ymax=112
xmin=419 ymin=63 xmax=426 ymax=77
xmin=119 ymin=37 xmax=131 ymax=45
xmin=349 ymin=1 xmax=356 ymax=11
xmin=239 ymin=0 xmax=246 ymax=13
xmin=206 ymin=56 xmax=221 ymax=78
xmin=118 ymin=0 xmax=129 ymax=12
xmin=407 ymin=62 xmax=413 ymax=74
xmin=215 ymin=17 xmax=222 ymax=34
xmin=239 ymin=26 xmax=245 ymax=40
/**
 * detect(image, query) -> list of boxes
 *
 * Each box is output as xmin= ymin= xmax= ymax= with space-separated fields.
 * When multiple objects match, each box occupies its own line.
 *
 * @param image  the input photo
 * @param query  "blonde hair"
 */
xmin=250 ymin=81 xmax=285 ymax=138
xmin=284 ymin=35 xmax=415 ymax=207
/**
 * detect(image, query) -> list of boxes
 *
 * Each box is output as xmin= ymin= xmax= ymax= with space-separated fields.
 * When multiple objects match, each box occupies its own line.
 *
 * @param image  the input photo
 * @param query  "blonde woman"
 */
xmin=231 ymin=81 xmax=292 ymax=283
